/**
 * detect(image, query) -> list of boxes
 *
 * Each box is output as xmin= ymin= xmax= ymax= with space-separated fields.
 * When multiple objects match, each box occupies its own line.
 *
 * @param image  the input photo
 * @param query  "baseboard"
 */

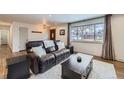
xmin=116 ymin=58 xmax=124 ymax=63
xmin=75 ymin=51 xmax=124 ymax=63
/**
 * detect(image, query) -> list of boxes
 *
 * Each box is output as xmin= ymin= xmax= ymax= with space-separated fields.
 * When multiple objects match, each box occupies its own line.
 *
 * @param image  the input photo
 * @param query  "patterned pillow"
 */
xmin=46 ymin=46 xmax=56 ymax=53
xmin=43 ymin=40 xmax=55 ymax=48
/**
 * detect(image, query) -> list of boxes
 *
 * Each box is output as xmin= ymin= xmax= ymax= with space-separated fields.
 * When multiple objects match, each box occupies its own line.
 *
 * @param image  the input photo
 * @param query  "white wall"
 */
xmin=50 ymin=24 xmax=68 ymax=45
xmin=10 ymin=22 xmax=49 ymax=52
xmin=0 ymin=26 xmax=10 ymax=46
xmin=28 ymin=24 xmax=49 ymax=41
xmin=71 ymin=42 xmax=102 ymax=56
xmin=0 ymin=31 xmax=1 ymax=45
xmin=9 ymin=24 xmax=13 ymax=50
xmin=111 ymin=15 xmax=124 ymax=62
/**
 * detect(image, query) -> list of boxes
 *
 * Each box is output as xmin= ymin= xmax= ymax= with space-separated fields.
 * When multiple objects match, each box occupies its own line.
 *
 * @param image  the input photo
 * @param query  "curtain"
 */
xmin=102 ymin=15 xmax=115 ymax=60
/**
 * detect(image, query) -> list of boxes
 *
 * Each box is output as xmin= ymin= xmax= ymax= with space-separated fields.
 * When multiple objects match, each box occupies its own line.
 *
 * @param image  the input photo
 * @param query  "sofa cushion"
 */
xmin=43 ymin=40 xmax=57 ymax=53
xmin=46 ymin=46 xmax=56 ymax=53
xmin=32 ymin=46 xmax=46 ymax=57
xmin=52 ymin=48 xmax=70 ymax=64
xmin=39 ymin=54 xmax=55 ymax=66
xmin=52 ymin=50 xmax=64 ymax=63
xmin=61 ymin=48 xmax=70 ymax=59
xmin=61 ymin=48 xmax=70 ymax=54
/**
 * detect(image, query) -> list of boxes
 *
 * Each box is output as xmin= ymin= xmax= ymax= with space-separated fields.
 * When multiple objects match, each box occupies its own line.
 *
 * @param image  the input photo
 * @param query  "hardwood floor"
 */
xmin=0 ymin=45 xmax=27 ymax=79
xmin=0 ymin=45 xmax=124 ymax=79
xmin=0 ymin=45 xmax=27 ymax=59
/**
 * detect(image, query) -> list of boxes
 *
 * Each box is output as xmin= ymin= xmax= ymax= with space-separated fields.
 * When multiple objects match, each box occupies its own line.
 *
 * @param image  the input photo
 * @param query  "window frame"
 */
xmin=70 ymin=22 xmax=104 ymax=44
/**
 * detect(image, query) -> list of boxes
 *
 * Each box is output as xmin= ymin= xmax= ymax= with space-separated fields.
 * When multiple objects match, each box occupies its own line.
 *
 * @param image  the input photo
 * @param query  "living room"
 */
xmin=1 ymin=0 xmax=124 ymax=93
xmin=0 ymin=14 xmax=124 ymax=79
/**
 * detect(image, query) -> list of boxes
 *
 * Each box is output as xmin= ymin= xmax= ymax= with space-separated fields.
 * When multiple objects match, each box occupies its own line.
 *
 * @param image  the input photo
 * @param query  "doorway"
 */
xmin=19 ymin=27 xmax=28 ymax=51
xmin=50 ymin=29 xmax=56 ymax=40
xmin=0 ymin=30 xmax=8 ymax=45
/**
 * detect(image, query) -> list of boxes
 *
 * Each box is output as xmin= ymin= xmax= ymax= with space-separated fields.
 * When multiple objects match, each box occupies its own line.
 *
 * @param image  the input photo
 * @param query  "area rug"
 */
xmin=30 ymin=60 xmax=117 ymax=79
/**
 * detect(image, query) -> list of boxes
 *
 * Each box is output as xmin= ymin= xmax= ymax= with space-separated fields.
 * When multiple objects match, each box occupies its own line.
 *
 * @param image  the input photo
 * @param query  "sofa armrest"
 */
xmin=28 ymin=53 xmax=40 ymax=74
xmin=65 ymin=45 xmax=74 ymax=54
xmin=28 ymin=52 xmax=39 ymax=59
xmin=65 ymin=45 xmax=69 ymax=49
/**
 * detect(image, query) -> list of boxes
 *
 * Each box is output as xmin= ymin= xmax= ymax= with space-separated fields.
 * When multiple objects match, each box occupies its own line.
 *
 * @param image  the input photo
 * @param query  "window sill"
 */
xmin=71 ymin=40 xmax=103 ymax=44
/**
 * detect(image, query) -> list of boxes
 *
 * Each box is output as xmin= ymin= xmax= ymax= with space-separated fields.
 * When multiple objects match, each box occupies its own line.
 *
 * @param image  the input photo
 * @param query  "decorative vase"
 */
xmin=77 ymin=56 xmax=82 ymax=63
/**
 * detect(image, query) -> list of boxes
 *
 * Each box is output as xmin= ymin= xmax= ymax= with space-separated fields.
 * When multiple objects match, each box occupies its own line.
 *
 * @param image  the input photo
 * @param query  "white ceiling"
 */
xmin=0 ymin=14 xmax=105 ymax=25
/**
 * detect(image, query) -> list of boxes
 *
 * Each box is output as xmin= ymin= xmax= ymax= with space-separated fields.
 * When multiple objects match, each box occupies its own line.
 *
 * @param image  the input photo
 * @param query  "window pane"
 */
xmin=70 ymin=22 xmax=104 ymax=43
xmin=95 ymin=23 xmax=104 ymax=41
xmin=77 ymin=27 xmax=83 ymax=40
xmin=71 ymin=27 xmax=78 ymax=40
xmin=83 ymin=25 xmax=94 ymax=41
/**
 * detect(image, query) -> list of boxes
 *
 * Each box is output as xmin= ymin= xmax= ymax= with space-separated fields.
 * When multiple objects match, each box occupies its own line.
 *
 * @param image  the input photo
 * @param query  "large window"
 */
xmin=70 ymin=23 xmax=104 ymax=43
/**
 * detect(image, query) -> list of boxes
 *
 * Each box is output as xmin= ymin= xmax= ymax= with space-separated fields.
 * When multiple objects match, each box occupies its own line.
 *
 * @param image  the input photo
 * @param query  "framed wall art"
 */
xmin=60 ymin=29 xmax=65 ymax=35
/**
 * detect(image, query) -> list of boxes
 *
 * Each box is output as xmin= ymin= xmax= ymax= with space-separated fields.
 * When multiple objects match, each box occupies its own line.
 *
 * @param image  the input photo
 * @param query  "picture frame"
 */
xmin=60 ymin=29 xmax=65 ymax=35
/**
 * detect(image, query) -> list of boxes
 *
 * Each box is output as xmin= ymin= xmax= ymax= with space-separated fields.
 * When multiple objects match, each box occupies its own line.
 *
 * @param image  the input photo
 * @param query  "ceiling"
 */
xmin=0 ymin=14 xmax=105 ymax=25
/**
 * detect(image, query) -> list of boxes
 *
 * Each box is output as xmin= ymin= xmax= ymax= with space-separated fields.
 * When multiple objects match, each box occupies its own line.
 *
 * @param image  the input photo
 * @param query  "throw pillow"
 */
xmin=32 ymin=46 xmax=46 ymax=57
xmin=46 ymin=46 xmax=56 ymax=53
xmin=43 ymin=40 xmax=55 ymax=48
xmin=57 ymin=41 xmax=65 ymax=50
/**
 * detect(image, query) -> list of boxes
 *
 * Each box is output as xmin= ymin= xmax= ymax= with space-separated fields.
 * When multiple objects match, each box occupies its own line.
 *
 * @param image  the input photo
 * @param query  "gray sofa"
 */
xmin=26 ymin=40 xmax=70 ymax=74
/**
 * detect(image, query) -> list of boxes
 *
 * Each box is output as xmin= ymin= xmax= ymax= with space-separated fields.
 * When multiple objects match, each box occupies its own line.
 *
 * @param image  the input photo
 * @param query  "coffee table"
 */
xmin=61 ymin=53 xmax=93 ymax=79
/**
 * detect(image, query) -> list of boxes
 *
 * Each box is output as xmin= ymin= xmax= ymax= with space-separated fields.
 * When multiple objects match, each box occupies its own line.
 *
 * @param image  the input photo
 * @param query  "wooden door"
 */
xmin=50 ymin=29 xmax=56 ymax=40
